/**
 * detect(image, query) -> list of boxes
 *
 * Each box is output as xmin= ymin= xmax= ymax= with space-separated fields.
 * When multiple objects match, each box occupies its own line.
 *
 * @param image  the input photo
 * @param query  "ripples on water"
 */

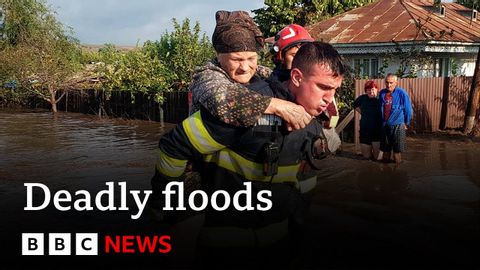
xmin=0 ymin=110 xmax=173 ymax=187
xmin=0 ymin=110 xmax=479 ymax=268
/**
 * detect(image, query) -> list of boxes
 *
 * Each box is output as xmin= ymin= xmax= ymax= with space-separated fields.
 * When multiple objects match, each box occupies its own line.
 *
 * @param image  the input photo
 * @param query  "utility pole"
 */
xmin=463 ymin=46 xmax=480 ymax=134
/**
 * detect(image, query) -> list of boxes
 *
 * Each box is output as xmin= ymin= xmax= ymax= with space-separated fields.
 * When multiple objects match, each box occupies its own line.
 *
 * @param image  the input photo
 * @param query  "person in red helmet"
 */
xmin=272 ymin=24 xmax=314 ymax=81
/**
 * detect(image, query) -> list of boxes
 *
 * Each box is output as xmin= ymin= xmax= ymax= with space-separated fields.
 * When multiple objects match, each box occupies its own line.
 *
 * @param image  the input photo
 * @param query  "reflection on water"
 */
xmin=0 ymin=110 xmax=172 ymax=188
xmin=0 ymin=110 xmax=478 ymax=269
xmin=0 ymin=110 xmax=178 ymax=268
xmin=306 ymin=136 xmax=480 ymax=268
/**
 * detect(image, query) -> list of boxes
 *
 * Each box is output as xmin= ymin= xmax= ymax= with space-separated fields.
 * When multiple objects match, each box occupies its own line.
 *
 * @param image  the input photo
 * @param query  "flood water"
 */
xmin=0 ymin=110 xmax=479 ymax=269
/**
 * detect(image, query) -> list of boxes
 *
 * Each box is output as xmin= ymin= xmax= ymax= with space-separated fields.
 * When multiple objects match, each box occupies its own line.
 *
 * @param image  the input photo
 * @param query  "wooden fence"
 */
xmin=26 ymin=76 xmax=473 ymax=135
xmin=52 ymin=90 xmax=189 ymax=124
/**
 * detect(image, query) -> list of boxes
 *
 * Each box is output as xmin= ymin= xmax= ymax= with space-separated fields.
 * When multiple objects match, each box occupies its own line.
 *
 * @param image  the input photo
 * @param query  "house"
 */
xmin=307 ymin=0 xmax=480 ymax=78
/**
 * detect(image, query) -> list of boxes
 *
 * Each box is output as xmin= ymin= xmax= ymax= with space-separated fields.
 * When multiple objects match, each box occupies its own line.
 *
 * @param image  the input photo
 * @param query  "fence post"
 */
xmin=439 ymin=76 xmax=450 ymax=130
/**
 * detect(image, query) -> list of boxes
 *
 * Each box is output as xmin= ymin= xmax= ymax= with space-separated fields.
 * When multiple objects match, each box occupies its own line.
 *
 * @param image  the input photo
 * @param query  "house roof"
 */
xmin=307 ymin=0 xmax=480 ymax=45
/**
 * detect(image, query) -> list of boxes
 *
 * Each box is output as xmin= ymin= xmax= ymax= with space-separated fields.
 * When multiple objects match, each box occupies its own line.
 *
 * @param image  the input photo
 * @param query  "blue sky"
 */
xmin=46 ymin=0 xmax=265 ymax=46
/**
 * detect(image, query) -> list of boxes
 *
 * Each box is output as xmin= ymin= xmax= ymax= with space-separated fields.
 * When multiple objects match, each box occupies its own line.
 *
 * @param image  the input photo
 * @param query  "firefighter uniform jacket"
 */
xmin=152 ymin=75 xmax=323 ymax=247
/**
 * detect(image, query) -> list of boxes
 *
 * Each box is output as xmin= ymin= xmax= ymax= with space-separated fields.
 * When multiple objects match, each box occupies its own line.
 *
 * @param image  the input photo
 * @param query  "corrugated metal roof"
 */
xmin=308 ymin=0 xmax=480 ymax=44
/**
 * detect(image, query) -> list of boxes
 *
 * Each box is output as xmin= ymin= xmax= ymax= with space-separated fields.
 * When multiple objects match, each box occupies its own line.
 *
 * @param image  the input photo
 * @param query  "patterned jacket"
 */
xmin=189 ymin=60 xmax=272 ymax=127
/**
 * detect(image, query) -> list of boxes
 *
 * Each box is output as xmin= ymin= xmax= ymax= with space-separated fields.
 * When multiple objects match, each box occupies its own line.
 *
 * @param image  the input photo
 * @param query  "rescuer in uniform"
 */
xmin=150 ymin=10 xmax=346 ymax=268
xmin=271 ymin=23 xmax=340 ymax=132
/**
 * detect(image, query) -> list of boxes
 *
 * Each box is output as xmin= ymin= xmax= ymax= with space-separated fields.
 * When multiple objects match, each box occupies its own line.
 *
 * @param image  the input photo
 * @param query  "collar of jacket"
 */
xmin=267 ymin=76 xmax=295 ymax=102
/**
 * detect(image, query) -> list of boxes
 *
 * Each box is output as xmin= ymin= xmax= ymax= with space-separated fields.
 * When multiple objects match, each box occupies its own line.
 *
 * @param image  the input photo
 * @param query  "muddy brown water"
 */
xmin=0 ymin=110 xmax=478 ymax=269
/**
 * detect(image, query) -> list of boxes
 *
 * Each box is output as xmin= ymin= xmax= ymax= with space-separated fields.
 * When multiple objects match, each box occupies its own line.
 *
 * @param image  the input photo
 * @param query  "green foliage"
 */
xmin=378 ymin=58 xmax=391 ymax=79
xmin=337 ymin=66 xmax=355 ymax=114
xmin=0 ymin=86 xmax=27 ymax=107
xmin=450 ymin=58 xmax=459 ymax=77
xmin=92 ymin=45 xmax=169 ymax=104
xmin=97 ymin=44 xmax=122 ymax=64
xmin=253 ymin=0 xmax=303 ymax=38
xmin=257 ymin=49 xmax=275 ymax=69
xmin=0 ymin=0 xmax=48 ymax=46
xmin=144 ymin=18 xmax=215 ymax=91
xmin=253 ymin=0 xmax=375 ymax=37
xmin=80 ymin=18 xmax=214 ymax=105
xmin=0 ymin=0 xmax=81 ymax=111
xmin=456 ymin=0 xmax=480 ymax=9
xmin=1 ymin=2 xmax=214 ymax=109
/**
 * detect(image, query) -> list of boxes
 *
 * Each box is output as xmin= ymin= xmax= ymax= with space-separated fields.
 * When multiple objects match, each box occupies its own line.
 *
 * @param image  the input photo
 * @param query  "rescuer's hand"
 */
xmin=266 ymin=98 xmax=313 ymax=131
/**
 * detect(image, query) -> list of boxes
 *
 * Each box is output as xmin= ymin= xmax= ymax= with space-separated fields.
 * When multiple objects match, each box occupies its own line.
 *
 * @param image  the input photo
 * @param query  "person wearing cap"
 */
xmin=151 ymin=35 xmax=347 ymax=267
xmin=353 ymin=80 xmax=382 ymax=160
xmin=189 ymin=11 xmax=312 ymax=131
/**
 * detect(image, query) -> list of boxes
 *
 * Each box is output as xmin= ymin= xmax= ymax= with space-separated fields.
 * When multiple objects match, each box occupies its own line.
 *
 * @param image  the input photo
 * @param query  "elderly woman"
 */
xmin=353 ymin=80 xmax=382 ymax=160
xmin=189 ymin=11 xmax=312 ymax=131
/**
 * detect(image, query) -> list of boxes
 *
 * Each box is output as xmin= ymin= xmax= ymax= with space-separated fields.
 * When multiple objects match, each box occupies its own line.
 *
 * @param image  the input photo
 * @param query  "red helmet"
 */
xmin=273 ymin=24 xmax=314 ymax=61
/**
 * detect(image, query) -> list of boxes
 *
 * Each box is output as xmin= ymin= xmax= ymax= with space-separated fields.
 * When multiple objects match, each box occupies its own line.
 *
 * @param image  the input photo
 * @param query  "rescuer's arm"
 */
xmin=190 ymin=63 xmax=311 ymax=130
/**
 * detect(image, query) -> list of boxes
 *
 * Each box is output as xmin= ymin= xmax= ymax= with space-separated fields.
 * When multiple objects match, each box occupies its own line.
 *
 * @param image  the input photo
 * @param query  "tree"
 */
xmin=253 ymin=0 xmax=375 ymax=37
xmin=79 ymin=18 xmax=214 ymax=110
xmin=91 ymin=44 xmax=170 ymax=104
xmin=456 ymin=0 xmax=480 ymax=134
xmin=0 ymin=0 xmax=81 ymax=112
xmin=463 ymin=47 xmax=480 ymax=134
xmin=144 ymin=18 xmax=215 ymax=92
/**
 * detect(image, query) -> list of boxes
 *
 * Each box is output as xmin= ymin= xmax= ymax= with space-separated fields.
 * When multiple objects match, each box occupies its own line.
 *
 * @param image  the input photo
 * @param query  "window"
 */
xmin=433 ymin=58 xmax=451 ymax=77
xmin=473 ymin=9 xmax=477 ymax=21
xmin=352 ymin=58 xmax=378 ymax=78
xmin=440 ymin=5 xmax=446 ymax=17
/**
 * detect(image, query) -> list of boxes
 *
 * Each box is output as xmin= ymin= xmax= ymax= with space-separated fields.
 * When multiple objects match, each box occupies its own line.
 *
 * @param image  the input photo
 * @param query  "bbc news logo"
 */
xmin=22 ymin=233 xmax=98 ymax=255
xmin=22 ymin=233 xmax=172 ymax=255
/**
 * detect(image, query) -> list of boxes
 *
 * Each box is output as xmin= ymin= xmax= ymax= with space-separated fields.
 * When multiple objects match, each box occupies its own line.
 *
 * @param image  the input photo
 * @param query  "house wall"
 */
xmin=414 ymin=55 xmax=477 ymax=77
xmin=379 ymin=58 xmax=404 ymax=77
xmin=416 ymin=60 xmax=435 ymax=77
xmin=346 ymin=54 xmax=476 ymax=78
xmin=458 ymin=58 xmax=477 ymax=76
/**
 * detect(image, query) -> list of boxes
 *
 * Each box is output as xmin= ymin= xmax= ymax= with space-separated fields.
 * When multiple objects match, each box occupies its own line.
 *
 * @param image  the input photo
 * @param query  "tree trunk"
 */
xmin=463 ymin=47 xmax=480 ymax=134
xmin=50 ymin=89 xmax=58 ymax=113
xmin=159 ymin=105 xmax=164 ymax=128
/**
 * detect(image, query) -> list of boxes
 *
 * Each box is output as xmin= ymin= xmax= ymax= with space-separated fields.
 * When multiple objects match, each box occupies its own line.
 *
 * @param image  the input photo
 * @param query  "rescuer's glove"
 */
xmin=322 ymin=127 xmax=341 ymax=154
